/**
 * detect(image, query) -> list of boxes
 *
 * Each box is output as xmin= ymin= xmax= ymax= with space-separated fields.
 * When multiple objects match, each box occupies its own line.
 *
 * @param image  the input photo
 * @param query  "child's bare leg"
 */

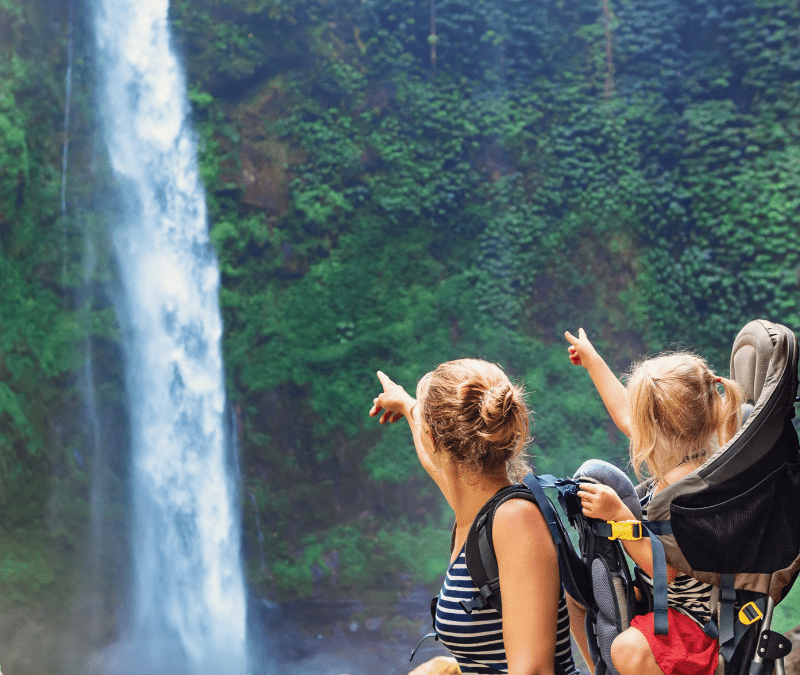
xmin=565 ymin=593 xmax=594 ymax=674
xmin=610 ymin=627 xmax=665 ymax=675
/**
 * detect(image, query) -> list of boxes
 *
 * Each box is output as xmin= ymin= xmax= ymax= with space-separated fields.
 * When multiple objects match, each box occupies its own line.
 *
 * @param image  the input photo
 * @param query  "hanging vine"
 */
xmin=428 ymin=0 xmax=437 ymax=73
xmin=602 ymin=0 xmax=615 ymax=100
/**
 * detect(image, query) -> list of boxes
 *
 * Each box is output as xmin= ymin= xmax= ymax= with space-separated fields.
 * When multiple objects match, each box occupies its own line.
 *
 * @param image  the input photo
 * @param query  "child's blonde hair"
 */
xmin=627 ymin=352 xmax=745 ymax=485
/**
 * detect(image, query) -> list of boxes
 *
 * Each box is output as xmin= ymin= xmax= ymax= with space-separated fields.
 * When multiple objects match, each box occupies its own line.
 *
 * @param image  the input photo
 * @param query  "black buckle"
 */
xmin=460 ymin=596 xmax=486 ymax=614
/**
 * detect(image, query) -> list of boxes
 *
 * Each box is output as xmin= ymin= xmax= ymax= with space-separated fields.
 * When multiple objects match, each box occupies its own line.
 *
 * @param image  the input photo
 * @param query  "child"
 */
xmin=565 ymin=328 xmax=744 ymax=675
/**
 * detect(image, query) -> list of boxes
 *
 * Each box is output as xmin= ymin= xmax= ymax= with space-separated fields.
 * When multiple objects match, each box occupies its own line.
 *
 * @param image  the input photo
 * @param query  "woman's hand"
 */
xmin=371 ymin=371 xmax=452 ymax=506
xmin=565 ymin=327 xmax=599 ymax=369
xmin=369 ymin=371 xmax=416 ymax=424
xmin=577 ymin=483 xmax=630 ymax=522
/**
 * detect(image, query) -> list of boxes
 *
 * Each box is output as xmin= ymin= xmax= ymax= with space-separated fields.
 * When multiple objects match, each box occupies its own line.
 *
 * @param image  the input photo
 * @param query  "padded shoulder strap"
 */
xmin=525 ymin=474 xmax=594 ymax=608
xmin=462 ymin=484 xmax=529 ymax=616
xmin=463 ymin=476 xmax=593 ymax=616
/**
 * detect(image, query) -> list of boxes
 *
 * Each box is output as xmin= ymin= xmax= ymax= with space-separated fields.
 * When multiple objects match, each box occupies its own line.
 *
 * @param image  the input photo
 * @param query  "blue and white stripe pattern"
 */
xmin=435 ymin=546 xmax=578 ymax=674
xmin=640 ymin=488 xmax=713 ymax=627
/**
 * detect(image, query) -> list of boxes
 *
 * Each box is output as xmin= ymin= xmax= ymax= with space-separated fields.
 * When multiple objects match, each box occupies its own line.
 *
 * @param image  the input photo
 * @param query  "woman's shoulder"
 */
xmin=493 ymin=495 xmax=542 ymax=518
xmin=492 ymin=496 xmax=548 ymax=540
xmin=491 ymin=493 xmax=559 ymax=592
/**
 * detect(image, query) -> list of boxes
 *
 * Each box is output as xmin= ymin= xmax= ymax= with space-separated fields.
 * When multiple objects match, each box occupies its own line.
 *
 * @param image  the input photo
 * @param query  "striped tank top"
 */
xmin=640 ymin=485 xmax=713 ymax=626
xmin=435 ymin=545 xmax=578 ymax=675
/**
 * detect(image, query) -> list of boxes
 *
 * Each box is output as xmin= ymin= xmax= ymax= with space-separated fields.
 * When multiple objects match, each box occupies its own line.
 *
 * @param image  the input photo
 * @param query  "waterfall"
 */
xmin=81 ymin=236 xmax=106 ymax=646
xmin=91 ymin=0 xmax=248 ymax=673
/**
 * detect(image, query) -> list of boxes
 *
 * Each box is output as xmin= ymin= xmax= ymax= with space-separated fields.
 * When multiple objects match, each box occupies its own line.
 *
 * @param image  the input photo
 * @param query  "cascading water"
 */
xmin=91 ymin=0 xmax=247 ymax=673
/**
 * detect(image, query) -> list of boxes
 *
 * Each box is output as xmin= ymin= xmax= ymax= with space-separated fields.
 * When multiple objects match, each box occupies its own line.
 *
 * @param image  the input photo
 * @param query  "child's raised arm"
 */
xmin=565 ymin=328 xmax=631 ymax=438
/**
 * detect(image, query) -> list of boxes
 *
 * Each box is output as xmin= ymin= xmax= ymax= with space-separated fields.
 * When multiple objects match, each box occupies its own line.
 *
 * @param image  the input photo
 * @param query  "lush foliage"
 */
xmin=0 ymin=0 xmax=129 ymax=630
xmin=172 ymin=0 xmax=800 ymax=602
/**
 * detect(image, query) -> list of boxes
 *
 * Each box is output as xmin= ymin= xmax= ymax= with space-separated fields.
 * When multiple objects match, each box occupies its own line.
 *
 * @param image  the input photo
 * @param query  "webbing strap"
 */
xmin=703 ymin=618 xmax=719 ymax=640
xmin=478 ymin=514 xmax=500 ymax=585
xmin=461 ymin=512 xmax=502 ymax=615
xmin=460 ymin=580 xmax=499 ymax=613
xmin=523 ymin=473 xmax=563 ymax=546
xmin=719 ymin=574 xmax=737 ymax=662
xmin=645 ymin=526 xmax=670 ymax=635
xmin=642 ymin=520 xmax=672 ymax=536
xmin=591 ymin=522 xmax=614 ymax=538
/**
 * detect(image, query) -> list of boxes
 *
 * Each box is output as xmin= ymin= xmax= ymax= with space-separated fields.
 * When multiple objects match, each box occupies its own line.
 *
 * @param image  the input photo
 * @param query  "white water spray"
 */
xmin=92 ymin=1 xmax=247 ymax=672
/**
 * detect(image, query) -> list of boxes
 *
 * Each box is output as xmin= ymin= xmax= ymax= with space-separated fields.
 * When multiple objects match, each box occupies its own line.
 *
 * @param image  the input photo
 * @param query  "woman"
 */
xmin=369 ymin=360 xmax=578 ymax=675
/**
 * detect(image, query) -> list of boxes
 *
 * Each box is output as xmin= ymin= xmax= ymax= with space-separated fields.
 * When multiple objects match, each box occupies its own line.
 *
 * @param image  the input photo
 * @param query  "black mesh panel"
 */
xmin=592 ymin=559 xmax=623 ymax=675
xmin=671 ymin=462 xmax=800 ymax=573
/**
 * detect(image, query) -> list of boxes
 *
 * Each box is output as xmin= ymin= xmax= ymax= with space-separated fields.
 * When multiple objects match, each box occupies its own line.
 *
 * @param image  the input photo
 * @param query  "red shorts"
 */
xmin=630 ymin=608 xmax=719 ymax=675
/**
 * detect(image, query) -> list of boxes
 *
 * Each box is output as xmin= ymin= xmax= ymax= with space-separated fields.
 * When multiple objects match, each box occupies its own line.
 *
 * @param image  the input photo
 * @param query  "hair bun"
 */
xmin=480 ymin=382 xmax=521 ymax=449
xmin=480 ymin=383 xmax=513 ymax=427
xmin=424 ymin=358 xmax=530 ymax=480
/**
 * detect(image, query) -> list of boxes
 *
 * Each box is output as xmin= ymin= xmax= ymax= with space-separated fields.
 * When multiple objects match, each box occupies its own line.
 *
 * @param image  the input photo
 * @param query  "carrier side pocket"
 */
xmin=671 ymin=463 xmax=800 ymax=574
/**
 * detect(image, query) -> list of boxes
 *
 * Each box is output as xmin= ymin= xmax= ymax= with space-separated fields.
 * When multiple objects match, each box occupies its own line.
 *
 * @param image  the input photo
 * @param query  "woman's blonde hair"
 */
xmin=627 ymin=352 xmax=745 ymax=485
xmin=419 ymin=359 xmax=530 ymax=481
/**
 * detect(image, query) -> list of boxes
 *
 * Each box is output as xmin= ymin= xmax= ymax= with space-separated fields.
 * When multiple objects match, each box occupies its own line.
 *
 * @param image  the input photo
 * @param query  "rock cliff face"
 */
xmin=786 ymin=626 xmax=800 ymax=675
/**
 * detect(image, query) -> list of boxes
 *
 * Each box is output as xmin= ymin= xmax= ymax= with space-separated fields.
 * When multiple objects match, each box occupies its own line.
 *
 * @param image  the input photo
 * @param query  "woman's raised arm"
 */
xmin=369 ymin=371 xmax=452 ymax=508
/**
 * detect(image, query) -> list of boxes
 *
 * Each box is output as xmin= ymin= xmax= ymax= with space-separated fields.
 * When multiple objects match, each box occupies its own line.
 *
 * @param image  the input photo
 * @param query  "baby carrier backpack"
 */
xmin=455 ymin=466 xmax=647 ymax=675
xmin=456 ymin=319 xmax=799 ymax=675
xmin=643 ymin=319 xmax=800 ymax=675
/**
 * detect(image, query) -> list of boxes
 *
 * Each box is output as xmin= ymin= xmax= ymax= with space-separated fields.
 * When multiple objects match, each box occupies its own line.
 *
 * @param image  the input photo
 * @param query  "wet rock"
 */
xmin=785 ymin=625 xmax=800 ymax=675
xmin=311 ymin=564 xmax=327 ymax=583
xmin=364 ymin=617 xmax=383 ymax=631
xmin=240 ymin=146 xmax=289 ymax=214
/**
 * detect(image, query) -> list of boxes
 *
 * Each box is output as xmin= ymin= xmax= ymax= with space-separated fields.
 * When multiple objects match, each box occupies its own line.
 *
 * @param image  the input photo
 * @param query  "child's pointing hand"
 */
xmin=565 ymin=328 xmax=599 ymax=368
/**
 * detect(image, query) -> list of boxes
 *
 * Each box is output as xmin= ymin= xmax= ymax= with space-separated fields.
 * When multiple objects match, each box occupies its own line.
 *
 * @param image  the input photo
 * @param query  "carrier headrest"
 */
xmin=730 ymin=320 xmax=776 ymax=403
xmin=573 ymin=459 xmax=643 ymax=521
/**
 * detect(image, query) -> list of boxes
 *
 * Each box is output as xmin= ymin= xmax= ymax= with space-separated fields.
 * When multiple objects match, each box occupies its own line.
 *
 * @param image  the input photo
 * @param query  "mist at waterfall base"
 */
xmin=86 ymin=0 xmax=250 ymax=672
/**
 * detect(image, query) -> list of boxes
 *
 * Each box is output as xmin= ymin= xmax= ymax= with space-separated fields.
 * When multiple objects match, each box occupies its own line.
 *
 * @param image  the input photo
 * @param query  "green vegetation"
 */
xmin=0 ymin=0 xmax=798 ymax=644
xmin=182 ymin=0 xmax=800 ymax=603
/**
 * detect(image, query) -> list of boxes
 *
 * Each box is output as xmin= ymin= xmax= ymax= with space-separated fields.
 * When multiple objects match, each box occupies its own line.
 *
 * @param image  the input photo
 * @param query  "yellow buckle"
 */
xmin=738 ymin=602 xmax=763 ymax=626
xmin=608 ymin=520 xmax=643 ymax=541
